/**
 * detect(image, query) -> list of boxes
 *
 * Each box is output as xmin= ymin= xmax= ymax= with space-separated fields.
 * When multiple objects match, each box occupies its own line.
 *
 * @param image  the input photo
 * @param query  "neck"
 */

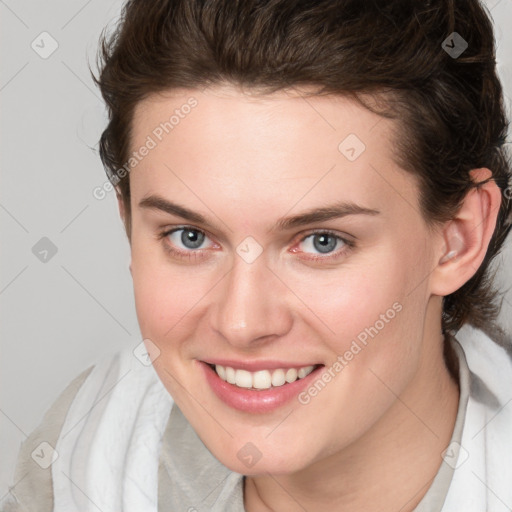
xmin=244 ymin=311 xmax=460 ymax=511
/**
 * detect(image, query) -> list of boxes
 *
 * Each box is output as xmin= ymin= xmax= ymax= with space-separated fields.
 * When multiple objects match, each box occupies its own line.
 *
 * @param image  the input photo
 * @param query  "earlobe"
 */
xmin=430 ymin=168 xmax=502 ymax=297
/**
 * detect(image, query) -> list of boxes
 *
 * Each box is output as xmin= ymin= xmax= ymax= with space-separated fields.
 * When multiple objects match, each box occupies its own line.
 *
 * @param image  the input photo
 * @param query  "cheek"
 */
xmin=130 ymin=240 xmax=211 ymax=342
xmin=287 ymin=238 xmax=432 ymax=398
xmin=316 ymin=242 xmax=432 ymax=418
xmin=287 ymin=254 xmax=418 ymax=352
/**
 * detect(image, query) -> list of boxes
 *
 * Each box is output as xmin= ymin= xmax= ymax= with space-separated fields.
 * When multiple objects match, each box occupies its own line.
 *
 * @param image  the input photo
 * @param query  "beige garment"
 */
xmin=2 ymin=367 xmax=94 ymax=512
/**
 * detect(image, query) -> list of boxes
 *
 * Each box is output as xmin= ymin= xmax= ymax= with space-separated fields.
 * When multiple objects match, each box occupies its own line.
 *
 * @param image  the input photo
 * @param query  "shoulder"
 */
xmin=441 ymin=325 xmax=512 ymax=510
xmin=2 ymin=345 xmax=172 ymax=512
xmin=1 ymin=365 xmax=95 ymax=512
xmin=457 ymin=323 xmax=512 ymax=402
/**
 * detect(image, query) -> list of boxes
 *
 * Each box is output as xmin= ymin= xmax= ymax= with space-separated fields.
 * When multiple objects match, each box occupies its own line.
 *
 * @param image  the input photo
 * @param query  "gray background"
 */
xmin=1 ymin=0 xmax=511 ymax=494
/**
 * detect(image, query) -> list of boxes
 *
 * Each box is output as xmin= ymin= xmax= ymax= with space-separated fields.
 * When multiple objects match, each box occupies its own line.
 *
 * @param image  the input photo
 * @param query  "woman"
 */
xmin=3 ymin=0 xmax=512 ymax=510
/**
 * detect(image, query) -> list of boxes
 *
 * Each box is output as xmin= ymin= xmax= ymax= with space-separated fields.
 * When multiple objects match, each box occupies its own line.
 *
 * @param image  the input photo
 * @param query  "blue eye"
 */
xmin=158 ymin=226 xmax=354 ymax=264
xmin=299 ymin=232 xmax=346 ymax=255
xmin=292 ymin=230 xmax=354 ymax=262
xmin=302 ymin=233 xmax=340 ymax=254
xmin=166 ymin=228 xmax=209 ymax=250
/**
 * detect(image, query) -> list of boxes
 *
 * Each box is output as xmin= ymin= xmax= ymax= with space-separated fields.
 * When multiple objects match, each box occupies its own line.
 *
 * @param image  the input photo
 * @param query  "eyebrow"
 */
xmin=138 ymin=194 xmax=380 ymax=232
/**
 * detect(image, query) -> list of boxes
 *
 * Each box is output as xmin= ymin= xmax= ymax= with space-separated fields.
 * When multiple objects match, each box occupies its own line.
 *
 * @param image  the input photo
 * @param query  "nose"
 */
xmin=210 ymin=255 xmax=293 ymax=349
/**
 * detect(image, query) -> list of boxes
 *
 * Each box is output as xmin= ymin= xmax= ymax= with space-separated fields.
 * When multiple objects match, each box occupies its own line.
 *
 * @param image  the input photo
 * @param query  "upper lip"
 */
xmin=201 ymin=359 xmax=323 ymax=372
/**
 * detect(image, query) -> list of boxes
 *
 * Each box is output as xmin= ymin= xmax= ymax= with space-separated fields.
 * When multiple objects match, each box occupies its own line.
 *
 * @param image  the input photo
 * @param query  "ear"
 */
xmin=430 ymin=168 xmax=502 ymax=297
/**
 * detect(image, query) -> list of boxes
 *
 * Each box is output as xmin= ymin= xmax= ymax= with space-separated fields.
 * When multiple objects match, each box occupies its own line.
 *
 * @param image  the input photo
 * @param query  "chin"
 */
xmin=212 ymin=442 xmax=315 ymax=476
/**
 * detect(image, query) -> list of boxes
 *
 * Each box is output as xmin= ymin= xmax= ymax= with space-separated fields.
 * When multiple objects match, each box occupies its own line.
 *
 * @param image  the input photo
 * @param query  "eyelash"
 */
xmin=156 ymin=226 xmax=355 ymax=263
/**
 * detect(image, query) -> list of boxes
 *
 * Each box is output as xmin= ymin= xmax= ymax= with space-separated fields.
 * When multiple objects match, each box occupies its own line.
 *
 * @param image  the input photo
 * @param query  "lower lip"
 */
xmin=199 ymin=361 xmax=324 ymax=413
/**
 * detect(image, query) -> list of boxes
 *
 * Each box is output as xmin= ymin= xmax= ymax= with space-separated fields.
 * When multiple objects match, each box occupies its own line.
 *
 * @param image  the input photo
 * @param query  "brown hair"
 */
xmin=92 ymin=0 xmax=511 ymax=338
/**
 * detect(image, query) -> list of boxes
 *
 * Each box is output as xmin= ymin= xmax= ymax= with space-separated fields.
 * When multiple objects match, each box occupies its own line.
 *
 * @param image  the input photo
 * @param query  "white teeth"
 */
xmin=225 ymin=366 xmax=236 ymax=384
xmin=271 ymin=369 xmax=286 ymax=387
xmin=285 ymin=368 xmax=297 ymax=383
xmin=213 ymin=363 xmax=317 ymax=390
xmin=298 ymin=366 xmax=314 ymax=379
xmin=215 ymin=365 xmax=226 ymax=381
xmin=235 ymin=369 xmax=253 ymax=388
xmin=253 ymin=370 xmax=272 ymax=389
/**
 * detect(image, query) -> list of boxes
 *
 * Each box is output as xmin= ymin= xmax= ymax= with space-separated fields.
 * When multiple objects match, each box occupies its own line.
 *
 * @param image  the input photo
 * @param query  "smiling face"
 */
xmin=125 ymin=84 xmax=448 ymax=475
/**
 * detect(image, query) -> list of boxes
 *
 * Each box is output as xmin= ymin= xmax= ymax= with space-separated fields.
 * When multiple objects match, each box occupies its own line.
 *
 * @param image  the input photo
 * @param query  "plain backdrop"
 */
xmin=1 ymin=0 xmax=511 ymax=494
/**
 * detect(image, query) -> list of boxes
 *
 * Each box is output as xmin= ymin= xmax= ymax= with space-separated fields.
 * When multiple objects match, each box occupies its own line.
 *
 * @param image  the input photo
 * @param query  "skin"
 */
xmin=117 ymin=84 xmax=501 ymax=511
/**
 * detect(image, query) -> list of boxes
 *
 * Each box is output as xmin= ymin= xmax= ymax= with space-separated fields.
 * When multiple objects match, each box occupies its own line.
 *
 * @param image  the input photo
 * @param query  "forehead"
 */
xmin=128 ymin=85 xmax=421 ymax=224
xmin=131 ymin=84 xmax=392 ymax=152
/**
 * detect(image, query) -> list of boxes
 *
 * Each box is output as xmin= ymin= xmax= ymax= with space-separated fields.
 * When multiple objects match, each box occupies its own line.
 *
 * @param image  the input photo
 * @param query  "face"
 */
xmin=126 ymin=84 xmax=443 ymax=475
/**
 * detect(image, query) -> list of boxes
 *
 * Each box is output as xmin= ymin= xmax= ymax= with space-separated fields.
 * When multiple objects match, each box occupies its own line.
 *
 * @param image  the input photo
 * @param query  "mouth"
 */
xmin=205 ymin=362 xmax=323 ymax=391
xmin=199 ymin=360 xmax=325 ymax=413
